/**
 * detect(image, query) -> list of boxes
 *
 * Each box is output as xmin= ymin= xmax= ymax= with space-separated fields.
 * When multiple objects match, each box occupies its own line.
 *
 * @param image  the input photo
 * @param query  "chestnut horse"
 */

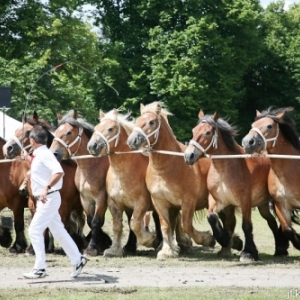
xmin=127 ymin=102 xmax=216 ymax=259
xmin=2 ymin=112 xmax=86 ymax=252
xmin=87 ymin=108 xmax=164 ymax=257
xmin=0 ymin=137 xmax=30 ymax=253
xmin=184 ymin=110 xmax=289 ymax=261
xmin=242 ymin=106 xmax=300 ymax=251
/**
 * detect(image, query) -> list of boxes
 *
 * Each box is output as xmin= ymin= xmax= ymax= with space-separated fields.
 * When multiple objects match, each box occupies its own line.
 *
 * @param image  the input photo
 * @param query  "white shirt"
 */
xmin=30 ymin=145 xmax=64 ymax=195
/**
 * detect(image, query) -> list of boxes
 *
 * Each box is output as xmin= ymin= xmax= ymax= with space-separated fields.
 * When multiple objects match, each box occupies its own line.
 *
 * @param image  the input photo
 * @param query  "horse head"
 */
xmin=242 ymin=107 xmax=295 ymax=154
xmin=51 ymin=109 xmax=94 ymax=161
xmin=127 ymin=102 xmax=172 ymax=150
xmin=88 ymin=108 xmax=133 ymax=156
xmin=2 ymin=111 xmax=52 ymax=159
xmin=184 ymin=110 xmax=220 ymax=165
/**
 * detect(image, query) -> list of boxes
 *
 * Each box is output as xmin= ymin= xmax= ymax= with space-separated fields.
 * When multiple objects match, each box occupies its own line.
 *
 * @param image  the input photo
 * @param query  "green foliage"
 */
xmin=1 ymin=0 xmax=300 ymax=138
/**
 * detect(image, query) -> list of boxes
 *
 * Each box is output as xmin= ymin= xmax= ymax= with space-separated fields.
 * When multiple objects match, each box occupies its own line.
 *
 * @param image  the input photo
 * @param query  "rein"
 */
xmin=53 ymin=127 xmax=83 ymax=157
xmin=250 ymin=123 xmax=279 ymax=151
xmin=188 ymin=121 xmax=218 ymax=155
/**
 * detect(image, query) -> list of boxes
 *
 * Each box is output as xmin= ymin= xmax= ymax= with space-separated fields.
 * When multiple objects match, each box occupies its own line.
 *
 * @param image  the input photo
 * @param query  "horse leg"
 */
xmin=123 ymin=209 xmax=137 ymax=254
xmin=257 ymin=201 xmax=289 ymax=256
xmin=240 ymin=206 xmax=259 ymax=262
xmin=130 ymin=203 xmax=159 ymax=249
xmin=181 ymin=200 xmax=215 ymax=247
xmin=103 ymin=201 xmax=124 ymax=258
xmin=216 ymin=205 xmax=243 ymax=256
xmin=9 ymin=204 xmax=27 ymax=253
xmin=173 ymin=211 xmax=193 ymax=253
xmin=153 ymin=200 xmax=178 ymax=260
xmin=274 ymin=202 xmax=300 ymax=250
xmin=84 ymin=213 xmax=112 ymax=256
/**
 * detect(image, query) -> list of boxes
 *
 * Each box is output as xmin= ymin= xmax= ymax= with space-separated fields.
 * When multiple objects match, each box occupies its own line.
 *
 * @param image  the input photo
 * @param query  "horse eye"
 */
xmin=66 ymin=131 xmax=72 ymax=136
xmin=205 ymin=131 xmax=211 ymax=136
xmin=149 ymin=120 xmax=155 ymax=126
xmin=267 ymin=124 xmax=273 ymax=130
xmin=25 ymin=131 xmax=31 ymax=137
xmin=108 ymin=127 xmax=114 ymax=132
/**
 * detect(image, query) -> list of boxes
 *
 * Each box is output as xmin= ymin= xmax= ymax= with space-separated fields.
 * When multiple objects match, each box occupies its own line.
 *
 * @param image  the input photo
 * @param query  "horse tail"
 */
xmin=0 ymin=225 xmax=13 ymax=248
xmin=69 ymin=209 xmax=86 ymax=237
xmin=193 ymin=209 xmax=207 ymax=224
xmin=291 ymin=210 xmax=300 ymax=226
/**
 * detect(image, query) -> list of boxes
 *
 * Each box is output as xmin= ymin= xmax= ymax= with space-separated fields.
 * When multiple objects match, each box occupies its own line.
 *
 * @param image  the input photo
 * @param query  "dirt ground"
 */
xmin=2 ymin=264 xmax=300 ymax=289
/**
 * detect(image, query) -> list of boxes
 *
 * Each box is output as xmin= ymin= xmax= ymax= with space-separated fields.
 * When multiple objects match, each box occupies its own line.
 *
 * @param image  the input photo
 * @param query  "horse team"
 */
xmin=0 ymin=102 xmax=299 ymax=262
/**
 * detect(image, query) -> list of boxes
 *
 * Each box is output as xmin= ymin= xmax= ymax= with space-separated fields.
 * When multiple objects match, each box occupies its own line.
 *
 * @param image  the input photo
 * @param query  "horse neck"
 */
xmin=72 ymin=133 xmax=94 ymax=169
xmin=148 ymin=122 xmax=183 ymax=168
xmin=268 ymin=132 xmax=300 ymax=171
xmin=207 ymin=134 xmax=241 ymax=168
xmin=108 ymin=127 xmax=132 ymax=165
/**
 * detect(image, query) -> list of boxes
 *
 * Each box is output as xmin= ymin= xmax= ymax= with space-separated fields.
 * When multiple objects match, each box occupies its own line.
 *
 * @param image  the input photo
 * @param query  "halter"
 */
xmin=188 ymin=121 xmax=218 ymax=155
xmin=53 ymin=127 xmax=83 ymax=157
xmin=250 ymin=123 xmax=279 ymax=151
xmin=7 ymin=136 xmax=32 ymax=151
xmin=132 ymin=118 xmax=161 ymax=149
xmin=93 ymin=121 xmax=120 ymax=154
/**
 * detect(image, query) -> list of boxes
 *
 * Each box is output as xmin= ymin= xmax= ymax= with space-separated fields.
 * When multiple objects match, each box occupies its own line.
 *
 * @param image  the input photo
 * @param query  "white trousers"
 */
xmin=29 ymin=192 xmax=81 ymax=270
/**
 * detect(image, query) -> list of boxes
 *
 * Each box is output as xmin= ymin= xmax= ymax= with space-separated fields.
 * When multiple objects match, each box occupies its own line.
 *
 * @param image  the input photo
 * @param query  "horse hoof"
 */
xmin=103 ymin=248 xmax=123 ymax=258
xmin=232 ymin=234 xmax=243 ymax=251
xmin=84 ymin=247 xmax=98 ymax=256
xmin=274 ymin=249 xmax=289 ymax=256
xmin=217 ymin=247 xmax=232 ymax=257
xmin=123 ymin=245 xmax=137 ymax=255
xmin=239 ymin=252 xmax=258 ymax=262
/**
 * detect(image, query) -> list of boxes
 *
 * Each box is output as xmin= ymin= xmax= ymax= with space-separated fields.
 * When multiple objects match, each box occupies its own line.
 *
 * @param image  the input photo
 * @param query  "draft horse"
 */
xmin=127 ymin=102 xmax=215 ymax=260
xmin=184 ymin=110 xmax=288 ymax=261
xmin=0 ymin=136 xmax=30 ymax=253
xmin=87 ymin=108 xmax=162 ymax=257
xmin=2 ymin=112 xmax=86 ymax=252
xmin=242 ymin=107 xmax=300 ymax=252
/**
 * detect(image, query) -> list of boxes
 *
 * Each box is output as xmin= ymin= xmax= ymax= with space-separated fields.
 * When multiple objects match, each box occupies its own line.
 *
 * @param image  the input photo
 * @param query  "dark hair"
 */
xmin=29 ymin=125 xmax=48 ymax=145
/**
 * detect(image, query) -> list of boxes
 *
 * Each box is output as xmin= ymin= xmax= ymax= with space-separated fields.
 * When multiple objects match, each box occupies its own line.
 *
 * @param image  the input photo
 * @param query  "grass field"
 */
xmin=0 ymin=208 xmax=299 ymax=299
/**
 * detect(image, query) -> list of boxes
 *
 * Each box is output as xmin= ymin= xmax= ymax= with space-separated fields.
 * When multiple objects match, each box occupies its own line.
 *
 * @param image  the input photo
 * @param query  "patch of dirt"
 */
xmin=2 ymin=265 xmax=299 ymax=289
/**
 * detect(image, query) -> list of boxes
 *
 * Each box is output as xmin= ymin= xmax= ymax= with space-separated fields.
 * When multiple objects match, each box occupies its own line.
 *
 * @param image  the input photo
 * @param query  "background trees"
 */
xmin=1 ymin=0 xmax=300 ymax=140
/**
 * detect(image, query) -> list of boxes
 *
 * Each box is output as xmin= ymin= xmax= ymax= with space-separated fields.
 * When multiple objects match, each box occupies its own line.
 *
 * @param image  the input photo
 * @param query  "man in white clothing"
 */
xmin=22 ymin=125 xmax=88 ymax=279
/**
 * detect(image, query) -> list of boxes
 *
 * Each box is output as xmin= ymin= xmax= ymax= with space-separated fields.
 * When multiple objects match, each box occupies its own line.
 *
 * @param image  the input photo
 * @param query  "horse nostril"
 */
xmin=7 ymin=145 xmax=12 ymax=153
xmin=249 ymin=138 xmax=255 ymax=146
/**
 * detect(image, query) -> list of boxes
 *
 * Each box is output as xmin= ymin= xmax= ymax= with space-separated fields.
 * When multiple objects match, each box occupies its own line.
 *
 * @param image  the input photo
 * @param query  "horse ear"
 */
xmin=198 ymin=110 xmax=205 ymax=119
xmin=113 ymin=108 xmax=118 ymax=116
xmin=33 ymin=111 xmax=38 ymax=124
xmin=276 ymin=107 xmax=294 ymax=120
xmin=140 ymin=103 xmax=145 ymax=112
xmin=156 ymin=103 xmax=161 ymax=115
xmin=57 ymin=113 xmax=63 ymax=120
xmin=256 ymin=110 xmax=261 ymax=117
xmin=213 ymin=112 xmax=219 ymax=122
xmin=99 ymin=109 xmax=105 ymax=120
xmin=72 ymin=109 xmax=78 ymax=120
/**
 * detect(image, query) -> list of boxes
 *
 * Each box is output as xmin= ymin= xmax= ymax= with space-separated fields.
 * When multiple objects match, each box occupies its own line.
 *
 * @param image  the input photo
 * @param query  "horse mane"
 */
xmin=26 ymin=116 xmax=54 ymax=144
xmin=140 ymin=101 xmax=173 ymax=123
xmin=26 ymin=116 xmax=53 ymax=131
xmin=101 ymin=110 xmax=135 ymax=136
xmin=199 ymin=114 xmax=239 ymax=152
xmin=255 ymin=107 xmax=300 ymax=150
xmin=58 ymin=111 xmax=94 ymax=139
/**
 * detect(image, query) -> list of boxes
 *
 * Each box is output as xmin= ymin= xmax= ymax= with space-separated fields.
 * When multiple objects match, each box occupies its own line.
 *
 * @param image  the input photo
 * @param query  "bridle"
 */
xmin=93 ymin=119 xmax=120 ymax=154
xmin=249 ymin=123 xmax=279 ymax=151
xmin=6 ymin=135 xmax=32 ymax=152
xmin=132 ymin=114 xmax=161 ymax=149
xmin=53 ymin=126 xmax=83 ymax=157
xmin=188 ymin=120 xmax=218 ymax=155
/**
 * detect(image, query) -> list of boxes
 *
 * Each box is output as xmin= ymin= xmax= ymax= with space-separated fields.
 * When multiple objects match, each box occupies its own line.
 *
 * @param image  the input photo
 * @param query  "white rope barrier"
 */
xmin=2 ymin=151 xmax=300 ymax=164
